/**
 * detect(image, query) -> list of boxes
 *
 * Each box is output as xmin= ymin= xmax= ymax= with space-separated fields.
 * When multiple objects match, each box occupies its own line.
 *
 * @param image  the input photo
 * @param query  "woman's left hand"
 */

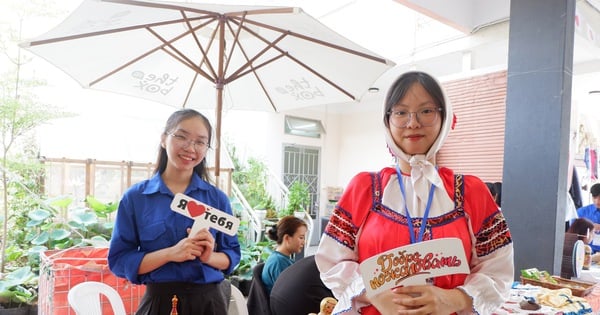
xmin=188 ymin=228 xmax=214 ymax=262
xmin=391 ymin=285 xmax=471 ymax=315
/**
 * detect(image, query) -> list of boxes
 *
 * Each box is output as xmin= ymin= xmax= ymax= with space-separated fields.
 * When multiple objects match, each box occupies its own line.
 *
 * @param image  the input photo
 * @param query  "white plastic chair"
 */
xmin=229 ymin=283 xmax=249 ymax=315
xmin=68 ymin=281 xmax=126 ymax=315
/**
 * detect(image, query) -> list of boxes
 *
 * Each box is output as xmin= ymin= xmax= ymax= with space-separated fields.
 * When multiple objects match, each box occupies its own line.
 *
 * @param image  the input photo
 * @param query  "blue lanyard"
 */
xmin=395 ymin=164 xmax=435 ymax=244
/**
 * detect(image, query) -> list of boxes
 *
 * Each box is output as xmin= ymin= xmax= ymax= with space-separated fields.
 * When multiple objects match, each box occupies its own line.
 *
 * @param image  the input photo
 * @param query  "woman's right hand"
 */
xmin=368 ymin=289 xmax=414 ymax=315
xmin=170 ymin=235 xmax=203 ymax=262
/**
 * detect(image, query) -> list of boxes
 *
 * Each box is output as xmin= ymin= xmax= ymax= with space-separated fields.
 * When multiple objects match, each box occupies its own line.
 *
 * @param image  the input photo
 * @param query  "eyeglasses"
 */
xmin=388 ymin=107 xmax=443 ymax=128
xmin=168 ymin=133 xmax=210 ymax=151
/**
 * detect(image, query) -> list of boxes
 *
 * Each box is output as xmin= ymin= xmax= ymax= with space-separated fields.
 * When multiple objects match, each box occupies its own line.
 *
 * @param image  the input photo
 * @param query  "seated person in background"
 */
xmin=261 ymin=215 xmax=307 ymax=294
xmin=576 ymin=183 xmax=600 ymax=252
xmin=270 ymin=255 xmax=334 ymax=315
xmin=567 ymin=217 xmax=600 ymax=263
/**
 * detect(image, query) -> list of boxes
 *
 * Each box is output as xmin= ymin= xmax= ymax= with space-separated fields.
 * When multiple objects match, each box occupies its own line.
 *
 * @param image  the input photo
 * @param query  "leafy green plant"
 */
xmin=257 ymin=195 xmax=278 ymax=219
xmin=0 ymin=194 xmax=118 ymax=309
xmin=230 ymin=219 xmax=273 ymax=280
xmin=25 ymin=195 xmax=116 ymax=251
xmin=0 ymin=266 xmax=37 ymax=308
xmin=281 ymin=181 xmax=310 ymax=217
xmin=234 ymin=240 xmax=273 ymax=280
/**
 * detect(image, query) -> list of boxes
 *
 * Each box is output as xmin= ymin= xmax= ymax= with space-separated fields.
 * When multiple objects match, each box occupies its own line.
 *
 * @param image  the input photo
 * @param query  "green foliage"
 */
xmin=24 ymin=195 xmax=116 ymax=252
xmin=235 ymin=240 xmax=273 ymax=280
xmin=235 ymin=158 xmax=269 ymax=208
xmin=0 ymin=266 xmax=37 ymax=307
xmin=257 ymin=195 xmax=278 ymax=218
xmin=0 ymin=71 xmax=73 ymax=276
xmin=0 ymin=194 xmax=117 ymax=308
xmin=281 ymin=181 xmax=310 ymax=217
xmin=228 ymin=143 xmax=278 ymax=216
xmin=227 ymin=144 xmax=278 ymax=278
xmin=231 ymin=219 xmax=273 ymax=280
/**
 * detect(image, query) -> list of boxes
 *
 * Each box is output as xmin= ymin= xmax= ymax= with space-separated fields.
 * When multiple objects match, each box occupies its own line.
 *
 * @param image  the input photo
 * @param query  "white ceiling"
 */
xmin=395 ymin=0 xmax=510 ymax=34
xmin=385 ymin=0 xmax=600 ymax=140
xmin=314 ymin=0 xmax=600 ymax=140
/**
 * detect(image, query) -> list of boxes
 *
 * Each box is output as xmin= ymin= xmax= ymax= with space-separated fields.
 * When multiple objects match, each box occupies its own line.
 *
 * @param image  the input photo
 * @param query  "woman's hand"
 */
xmin=391 ymin=285 xmax=472 ymax=315
xmin=369 ymin=289 xmax=414 ymax=315
xmin=170 ymin=234 xmax=203 ymax=262
xmin=189 ymin=227 xmax=215 ymax=262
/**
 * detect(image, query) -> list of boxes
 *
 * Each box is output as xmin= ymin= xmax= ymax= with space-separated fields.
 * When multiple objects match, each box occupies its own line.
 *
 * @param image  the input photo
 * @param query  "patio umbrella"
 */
xmin=20 ymin=0 xmax=395 ymax=183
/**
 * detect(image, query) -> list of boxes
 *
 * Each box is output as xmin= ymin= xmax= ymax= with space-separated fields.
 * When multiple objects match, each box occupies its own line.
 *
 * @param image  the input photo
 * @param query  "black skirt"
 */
xmin=136 ymin=281 xmax=228 ymax=315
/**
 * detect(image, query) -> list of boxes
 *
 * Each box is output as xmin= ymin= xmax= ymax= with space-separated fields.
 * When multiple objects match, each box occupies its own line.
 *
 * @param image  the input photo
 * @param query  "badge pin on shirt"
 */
xmin=170 ymin=193 xmax=240 ymax=237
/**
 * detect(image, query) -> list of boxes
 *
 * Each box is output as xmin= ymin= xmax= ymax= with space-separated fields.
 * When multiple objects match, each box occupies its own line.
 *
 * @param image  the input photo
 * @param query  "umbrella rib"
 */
xmin=182 ymin=72 xmax=200 ymax=108
xmin=232 ymin=16 xmax=389 ymax=65
xmin=220 ymin=12 xmax=249 ymax=81
xmin=230 ymin=21 xmax=357 ymax=100
xmin=224 ymin=35 xmax=287 ymax=83
xmin=146 ymin=27 xmax=216 ymax=83
xmin=225 ymin=32 xmax=288 ymax=111
xmin=221 ymin=16 xmax=286 ymax=83
xmin=25 ymin=17 xmax=208 ymax=47
xmin=181 ymin=11 xmax=218 ymax=81
xmin=89 ymin=21 xmax=216 ymax=87
xmin=285 ymin=52 xmax=356 ymax=99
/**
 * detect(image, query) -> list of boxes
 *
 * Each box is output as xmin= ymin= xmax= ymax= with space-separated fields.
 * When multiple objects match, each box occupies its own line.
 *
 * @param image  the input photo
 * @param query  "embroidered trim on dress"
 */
xmin=324 ymin=205 xmax=358 ymax=250
xmin=475 ymin=211 xmax=512 ymax=257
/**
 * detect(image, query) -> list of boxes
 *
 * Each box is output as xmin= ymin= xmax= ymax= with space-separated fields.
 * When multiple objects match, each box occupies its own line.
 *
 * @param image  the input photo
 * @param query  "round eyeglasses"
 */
xmin=168 ymin=133 xmax=210 ymax=151
xmin=388 ymin=107 xmax=443 ymax=128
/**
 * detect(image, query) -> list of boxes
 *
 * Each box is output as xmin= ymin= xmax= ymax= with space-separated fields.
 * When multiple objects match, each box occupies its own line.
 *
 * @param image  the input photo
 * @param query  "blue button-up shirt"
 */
xmin=108 ymin=173 xmax=241 ymax=285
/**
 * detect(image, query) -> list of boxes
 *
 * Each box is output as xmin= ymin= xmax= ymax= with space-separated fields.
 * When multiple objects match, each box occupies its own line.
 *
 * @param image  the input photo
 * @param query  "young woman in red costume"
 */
xmin=315 ymin=71 xmax=514 ymax=315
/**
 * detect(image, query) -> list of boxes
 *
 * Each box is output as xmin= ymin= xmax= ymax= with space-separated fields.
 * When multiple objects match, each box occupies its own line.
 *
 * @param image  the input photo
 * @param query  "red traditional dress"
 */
xmin=316 ymin=72 xmax=514 ymax=315
xmin=315 ymin=167 xmax=513 ymax=315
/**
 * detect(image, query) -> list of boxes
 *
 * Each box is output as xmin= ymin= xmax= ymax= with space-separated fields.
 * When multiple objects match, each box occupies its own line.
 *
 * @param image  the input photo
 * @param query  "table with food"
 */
xmin=493 ymin=268 xmax=599 ymax=315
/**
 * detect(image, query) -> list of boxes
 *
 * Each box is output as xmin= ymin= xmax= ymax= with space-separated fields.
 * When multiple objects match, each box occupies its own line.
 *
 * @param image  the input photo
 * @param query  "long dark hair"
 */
xmin=153 ymin=109 xmax=212 ymax=182
xmin=267 ymin=216 xmax=307 ymax=245
xmin=383 ymin=71 xmax=446 ymax=128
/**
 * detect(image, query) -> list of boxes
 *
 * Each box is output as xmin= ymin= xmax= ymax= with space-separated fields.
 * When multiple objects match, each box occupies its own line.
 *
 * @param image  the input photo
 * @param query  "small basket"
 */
xmin=520 ymin=276 xmax=595 ymax=297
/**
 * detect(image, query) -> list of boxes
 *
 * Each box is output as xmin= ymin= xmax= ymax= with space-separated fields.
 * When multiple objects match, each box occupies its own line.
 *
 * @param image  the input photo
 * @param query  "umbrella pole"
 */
xmin=214 ymin=17 xmax=224 ymax=190
xmin=214 ymin=86 xmax=222 ymax=189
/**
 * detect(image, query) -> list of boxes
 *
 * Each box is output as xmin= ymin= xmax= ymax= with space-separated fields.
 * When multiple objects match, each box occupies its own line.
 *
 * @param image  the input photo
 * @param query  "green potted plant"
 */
xmin=257 ymin=195 xmax=278 ymax=220
xmin=0 ymin=194 xmax=117 ymax=313
xmin=229 ymin=219 xmax=273 ymax=296
xmin=0 ymin=267 xmax=37 ymax=314
xmin=281 ymin=181 xmax=310 ymax=218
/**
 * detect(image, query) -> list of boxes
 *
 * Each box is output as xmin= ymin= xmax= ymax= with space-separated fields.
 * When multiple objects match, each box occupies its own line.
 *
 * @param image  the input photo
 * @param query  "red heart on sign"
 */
xmin=187 ymin=201 xmax=206 ymax=217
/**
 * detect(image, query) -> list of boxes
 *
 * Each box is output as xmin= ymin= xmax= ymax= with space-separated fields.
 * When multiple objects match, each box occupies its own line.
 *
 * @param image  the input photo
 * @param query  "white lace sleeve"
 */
xmin=315 ymin=235 xmax=369 ymax=315
xmin=458 ymin=209 xmax=515 ymax=315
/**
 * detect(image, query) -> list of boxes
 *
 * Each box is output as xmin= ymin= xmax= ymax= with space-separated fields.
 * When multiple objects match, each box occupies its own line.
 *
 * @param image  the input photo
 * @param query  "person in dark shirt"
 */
xmin=270 ymin=255 xmax=334 ymax=315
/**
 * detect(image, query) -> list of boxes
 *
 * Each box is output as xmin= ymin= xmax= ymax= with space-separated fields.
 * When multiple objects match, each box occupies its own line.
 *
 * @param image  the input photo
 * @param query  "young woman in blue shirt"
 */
xmin=108 ymin=109 xmax=241 ymax=315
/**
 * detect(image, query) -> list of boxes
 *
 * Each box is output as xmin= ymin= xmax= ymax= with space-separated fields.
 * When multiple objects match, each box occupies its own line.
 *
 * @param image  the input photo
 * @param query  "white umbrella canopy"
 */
xmin=20 ymin=0 xmax=395 ymax=182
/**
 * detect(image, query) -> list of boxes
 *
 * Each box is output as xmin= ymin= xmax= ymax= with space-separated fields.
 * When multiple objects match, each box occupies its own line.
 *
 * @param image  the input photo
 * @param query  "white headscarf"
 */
xmin=383 ymin=73 xmax=454 ymax=204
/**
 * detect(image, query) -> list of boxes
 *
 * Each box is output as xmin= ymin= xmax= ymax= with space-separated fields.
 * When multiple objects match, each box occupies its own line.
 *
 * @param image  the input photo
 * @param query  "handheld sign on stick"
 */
xmin=359 ymin=238 xmax=470 ymax=297
xmin=170 ymin=193 xmax=240 ymax=237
